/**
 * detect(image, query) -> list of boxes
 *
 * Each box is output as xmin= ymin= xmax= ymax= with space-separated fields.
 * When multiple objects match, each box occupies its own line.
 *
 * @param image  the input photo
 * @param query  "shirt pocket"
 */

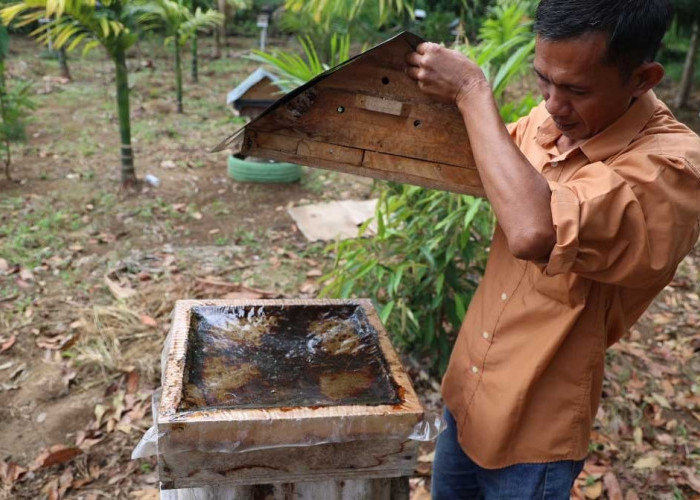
xmin=532 ymin=266 xmax=590 ymax=307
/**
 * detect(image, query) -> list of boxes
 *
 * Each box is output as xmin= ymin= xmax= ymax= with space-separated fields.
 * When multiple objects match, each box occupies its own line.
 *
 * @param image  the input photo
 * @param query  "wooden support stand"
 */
xmin=161 ymin=477 xmax=410 ymax=499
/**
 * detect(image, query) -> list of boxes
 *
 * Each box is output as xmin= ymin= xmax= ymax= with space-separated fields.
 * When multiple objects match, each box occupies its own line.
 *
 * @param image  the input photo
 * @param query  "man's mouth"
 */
xmin=553 ymin=120 xmax=577 ymax=131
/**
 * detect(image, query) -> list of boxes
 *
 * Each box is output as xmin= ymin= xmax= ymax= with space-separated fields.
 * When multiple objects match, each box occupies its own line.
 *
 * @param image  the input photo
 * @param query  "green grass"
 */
xmin=209 ymin=199 xmax=231 ymax=216
xmin=0 ymin=196 xmax=84 ymax=268
xmin=0 ymin=189 xmax=122 ymax=271
xmin=205 ymin=57 xmax=254 ymax=77
xmin=132 ymin=119 xmax=161 ymax=143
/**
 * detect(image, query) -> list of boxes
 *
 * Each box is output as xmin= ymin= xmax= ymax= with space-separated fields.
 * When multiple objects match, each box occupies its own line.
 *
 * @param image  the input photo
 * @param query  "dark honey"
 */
xmin=178 ymin=304 xmax=401 ymax=411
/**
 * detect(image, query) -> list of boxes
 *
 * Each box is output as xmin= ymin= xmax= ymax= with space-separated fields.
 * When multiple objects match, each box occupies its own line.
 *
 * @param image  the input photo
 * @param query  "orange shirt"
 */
xmin=441 ymin=90 xmax=700 ymax=468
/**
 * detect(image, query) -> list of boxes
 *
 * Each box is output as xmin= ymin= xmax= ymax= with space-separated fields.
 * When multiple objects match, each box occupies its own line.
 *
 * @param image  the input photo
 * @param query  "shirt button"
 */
xmin=501 ymin=292 xmax=508 ymax=301
xmin=482 ymin=331 xmax=490 ymax=340
xmin=471 ymin=366 xmax=479 ymax=374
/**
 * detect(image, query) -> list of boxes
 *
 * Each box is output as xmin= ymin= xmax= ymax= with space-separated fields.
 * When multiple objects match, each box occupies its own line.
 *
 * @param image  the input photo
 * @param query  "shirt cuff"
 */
xmin=545 ymin=181 xmax=581 ymax=276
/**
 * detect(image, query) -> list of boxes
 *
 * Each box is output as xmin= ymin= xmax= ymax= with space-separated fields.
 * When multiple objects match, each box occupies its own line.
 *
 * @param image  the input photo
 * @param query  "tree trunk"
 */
xmin=217 ymin=0 xmax=227 ymax=50
xmin=213 ymin=29 xmax=221 ymax=59
xmin=190 ymin=0 xmax=198 ymax=82
xmin=675 ymin=18 xmax=700 ymax=109
xmin=0 ymin=60 xmax=10 ymax=180
xmin=191 ymin=35 xmax=198 ymax=83
xmin=114 ymin=47 xmax=137 ymax=187
xmin=175 ymin=42 xmax=183 ymax=113
xmin=58 ymin=48 xmax=71 ymax=81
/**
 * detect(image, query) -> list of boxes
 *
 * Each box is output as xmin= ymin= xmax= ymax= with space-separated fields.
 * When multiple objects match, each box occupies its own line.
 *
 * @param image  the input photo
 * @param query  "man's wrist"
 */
xmin=455 ymin=77 xmax=492 ymax=108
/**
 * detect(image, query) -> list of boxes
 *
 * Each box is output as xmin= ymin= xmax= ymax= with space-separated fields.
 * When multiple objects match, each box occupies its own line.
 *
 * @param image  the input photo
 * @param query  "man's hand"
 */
xmin=405 ymin=42 xmax=556 ymax=262
xmin=405 ymin=42 xmax=489 ymax=105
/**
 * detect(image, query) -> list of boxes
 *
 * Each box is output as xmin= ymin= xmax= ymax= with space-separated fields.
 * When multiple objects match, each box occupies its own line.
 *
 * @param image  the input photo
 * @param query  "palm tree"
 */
xmin=212 ymin=0 xmax=245 ymax=59
xmin=284 ymin=0 xmax=414 ymax=28
xmin=133 ymin=0 xmax=221 ymax=112
xmin=190 ymin=0 xmax=198 ymax=81
xmin=1 ymin=0 xmax=141 ymax=188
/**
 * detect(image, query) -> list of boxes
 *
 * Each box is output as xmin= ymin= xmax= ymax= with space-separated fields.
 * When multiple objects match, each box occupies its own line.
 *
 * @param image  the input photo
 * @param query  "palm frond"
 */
xmin=1 ymin=0 xmax=138 ymax=56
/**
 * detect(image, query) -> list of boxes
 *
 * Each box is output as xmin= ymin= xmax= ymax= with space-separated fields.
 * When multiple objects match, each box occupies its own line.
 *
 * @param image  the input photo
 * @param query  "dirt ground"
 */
xmin=1 ymin=34 xmax=699 ymax=500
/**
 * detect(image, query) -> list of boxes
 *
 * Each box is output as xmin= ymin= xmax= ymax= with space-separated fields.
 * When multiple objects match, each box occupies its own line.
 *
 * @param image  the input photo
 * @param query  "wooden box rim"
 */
xmin=159 ymin=298 xmax=423 ymax=426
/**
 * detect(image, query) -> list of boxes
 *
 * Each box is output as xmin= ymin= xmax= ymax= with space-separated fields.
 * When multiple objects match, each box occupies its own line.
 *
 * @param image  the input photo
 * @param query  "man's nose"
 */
xmin=545 ymin=88 xmax=571 ymax=117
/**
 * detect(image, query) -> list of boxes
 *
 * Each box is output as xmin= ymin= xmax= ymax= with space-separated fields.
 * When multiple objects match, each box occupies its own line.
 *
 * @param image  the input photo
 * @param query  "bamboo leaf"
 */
xmin=379 ymin=301 xmax=395 ymax=324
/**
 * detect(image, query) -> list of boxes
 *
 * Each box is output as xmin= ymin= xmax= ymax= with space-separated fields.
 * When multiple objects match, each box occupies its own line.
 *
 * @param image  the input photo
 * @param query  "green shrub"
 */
xmin=0 ymin=24 xmax=35 ymax=180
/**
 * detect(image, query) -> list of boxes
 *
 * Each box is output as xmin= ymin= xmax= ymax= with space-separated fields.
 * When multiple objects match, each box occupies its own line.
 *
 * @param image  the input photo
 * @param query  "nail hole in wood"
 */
xmin=413 ymin=120 xmax=422 ymax=128
xmin=382 ymin=76 xmax=390 ymax=85
xmin=337 ymin=105 xmax=345 ymax=113
xmin=247 ymin=138 xmax=253 ymax=148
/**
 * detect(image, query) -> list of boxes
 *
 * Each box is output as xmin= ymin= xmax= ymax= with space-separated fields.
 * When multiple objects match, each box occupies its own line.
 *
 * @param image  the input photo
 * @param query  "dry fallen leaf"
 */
xmin=0 ymin=258 xmax=8 ymax=272
xmin=104 ymin=273 xmax=137 ymax=300
xmin=603 ymin=472 xmax=623 ymax=500
xmin=633 ymin=426 xmax=643 ymax=446
xmin=130 ymin=488 xmax=159 ymax=499
xmin=126 ymin=370 xmax=140 ymax=394
xmin=624 ymin=489 xmax=640 ymax=500
xmin=299 ymin=281 xmax=317 ymax=294
xmin=632 ymin=455 xmax=661 ymax=469
xmin=35 ymin=334 xmax=77 ymax=351
xmin=583 ymin=480 xmax=603 ymax=499
xmin=75 ymin=430 xmax=104 ymax=451
xmin=222 ymin=291 xmax=264 ymax=300
xmin=139 ymin=314 xmax=158 ymax=328
xmin=414 ymin=461 xmax=432 ymax=476
xmin=19 ymin=267 xmax=35 ymax=281
xmin=58 ymin=467 xmax=73 ymax=497
xmin=0 ymin=460 xmax=27 ymax=486
xmin=681 ymin=467 xmax=700 ymax=493
xmin=44 ymin=477 xmax=59 ymax=500
xmin=32 ymin=445 xmax=82 ymax=470
xmin=0 ymin=335 xmax=16 ymax=353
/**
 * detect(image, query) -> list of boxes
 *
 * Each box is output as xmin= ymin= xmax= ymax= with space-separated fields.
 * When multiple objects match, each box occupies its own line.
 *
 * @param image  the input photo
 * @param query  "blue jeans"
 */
xmin=432 ymin=409 xmax=584 ymax=500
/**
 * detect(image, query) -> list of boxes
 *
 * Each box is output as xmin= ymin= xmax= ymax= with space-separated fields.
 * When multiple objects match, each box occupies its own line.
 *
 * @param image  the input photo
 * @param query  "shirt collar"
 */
xmin=534 ymin=91 xmax=659 ymax=163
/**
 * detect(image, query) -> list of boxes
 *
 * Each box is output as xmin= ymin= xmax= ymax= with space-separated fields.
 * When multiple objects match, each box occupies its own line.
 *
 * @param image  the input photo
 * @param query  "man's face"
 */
xmin=533 ymin=32 xmax=638 ymax=142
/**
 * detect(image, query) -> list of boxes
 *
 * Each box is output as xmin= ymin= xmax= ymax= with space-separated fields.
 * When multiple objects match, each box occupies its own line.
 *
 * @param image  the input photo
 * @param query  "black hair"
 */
xmin=534 ymin=0 xmax=672 ymax=79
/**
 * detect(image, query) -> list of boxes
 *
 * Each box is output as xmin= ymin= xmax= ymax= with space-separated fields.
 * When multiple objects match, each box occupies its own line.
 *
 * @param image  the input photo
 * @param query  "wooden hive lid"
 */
xmin=213 ymin=32 xmax=484 ymax=197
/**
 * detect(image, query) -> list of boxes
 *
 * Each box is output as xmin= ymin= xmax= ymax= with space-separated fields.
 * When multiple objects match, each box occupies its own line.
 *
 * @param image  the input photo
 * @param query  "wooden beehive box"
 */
xmin=226 ymin=67 xmax=281 ymax=119
xmin=158 ymin=299 xmax=424 ymax=490
xmin=213 ymin=32 xmax=484 ymax=197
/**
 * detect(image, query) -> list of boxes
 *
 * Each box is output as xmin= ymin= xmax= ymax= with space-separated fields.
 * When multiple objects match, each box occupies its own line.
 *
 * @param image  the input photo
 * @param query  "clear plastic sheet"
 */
xmin=132 ymin=302 xmax=444 ymax=460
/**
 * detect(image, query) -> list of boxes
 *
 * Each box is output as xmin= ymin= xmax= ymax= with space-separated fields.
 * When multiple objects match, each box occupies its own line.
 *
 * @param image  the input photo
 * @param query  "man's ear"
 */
xmin=630 ymin=62 xmax=665 ymax=98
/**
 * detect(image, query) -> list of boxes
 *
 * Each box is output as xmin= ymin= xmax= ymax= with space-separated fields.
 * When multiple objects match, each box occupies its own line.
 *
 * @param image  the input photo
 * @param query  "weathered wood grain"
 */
xmin=158 ymin=299 xmax=424 ymax=490
xmin=161 ymin=477 xmax=410 ymax=500
xmin=215 ymin=32 xmax=484 ymax=197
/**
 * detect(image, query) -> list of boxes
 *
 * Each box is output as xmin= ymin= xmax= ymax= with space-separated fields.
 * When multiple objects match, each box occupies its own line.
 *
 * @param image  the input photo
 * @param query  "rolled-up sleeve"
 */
xmin=507 ymin=114 xmax=530 ymax=148
xmin=545 ymin=155 xmax=700 ymax=288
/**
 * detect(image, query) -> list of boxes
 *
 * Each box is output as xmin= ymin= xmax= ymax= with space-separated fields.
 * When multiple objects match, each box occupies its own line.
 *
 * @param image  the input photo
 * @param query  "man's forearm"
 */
xmin=456 ymin=85 xmax=556 ymax=261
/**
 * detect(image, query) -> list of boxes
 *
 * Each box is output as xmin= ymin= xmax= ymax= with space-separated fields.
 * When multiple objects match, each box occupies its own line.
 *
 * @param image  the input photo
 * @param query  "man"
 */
xmin=406 ymin=0 xmax=700 ymax=498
